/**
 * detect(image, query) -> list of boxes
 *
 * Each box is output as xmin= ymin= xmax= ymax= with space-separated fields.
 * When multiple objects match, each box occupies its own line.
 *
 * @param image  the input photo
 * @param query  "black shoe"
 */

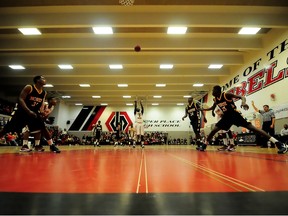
xmin=197 ymin=143 xmax=207 ymax=151
xmin=35 ymin=145 xmax=45 ymax=152
xmin=50 ymin=144 xmax=61 ymax=153
xmin=276 ymin=142 xmax=288 ymax=154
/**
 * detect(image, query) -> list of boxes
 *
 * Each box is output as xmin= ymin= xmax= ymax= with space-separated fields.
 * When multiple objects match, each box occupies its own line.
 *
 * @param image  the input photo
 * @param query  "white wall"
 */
xmin=51 ymin=28 xmax=288 ymax=138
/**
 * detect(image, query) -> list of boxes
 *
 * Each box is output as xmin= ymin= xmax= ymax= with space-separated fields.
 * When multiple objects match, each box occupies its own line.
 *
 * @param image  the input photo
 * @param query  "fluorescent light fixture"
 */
xmin=118 ymin=84 xmax=128 ymax=87
xmin=92 ymin=27 xmax=113 ymax=34
xmin=62 ymin=96 xmax=71 ymax=98
xmin=109 ymin=64 xmax=123 ymax=69
xmin=153 ymin=95 xmax=162 ymax=98
xmin=160 ymin=64 xmax=173 ymax=69
xmin=75 ymin=103 xmax=83 ymax=106
xmin=156 ymin=84 xmax=166 ymax=87
xmin=238 ymin=27 xmax=261 ymax=35
xmin=167 ymin=26 xmax=187 ymax=34
xmin=193 ymin=83 xmax=204 ymax=87
xmin=177 ymin=103 xmax=185 ymax=106
xmin=123 ymin=95 xmax=131 ymax=98
xmin=208 ymin=64 xmax=223 ymax=69
xmin=152 ymin=103 xmax=159 ymax=106
xmin=79 ymin=84 xmax=90 ymax=87
xmin=183 ymin=95 xmax=191 ymax=98
xmin=9 ymin=65 xmax=25 ymax=70
xmin=44 ymin=84 xmax=54 ymax=87
xmin=92 ymin=96 xmax=101 ymax=98
xmin=58 ymin=64 xmax=73 ymax=69
xmin=18 ymin=28 xmax=41 ymax=35
xmin=126 ymin=103 xmax=133 ymax=106
xmin=101 ymin=103 xmax=108 ymax=106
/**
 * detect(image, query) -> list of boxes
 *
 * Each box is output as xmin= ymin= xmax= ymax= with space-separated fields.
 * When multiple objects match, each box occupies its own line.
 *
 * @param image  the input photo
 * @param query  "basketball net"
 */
xmin=119 ymin=0 xmax=135 ymax=6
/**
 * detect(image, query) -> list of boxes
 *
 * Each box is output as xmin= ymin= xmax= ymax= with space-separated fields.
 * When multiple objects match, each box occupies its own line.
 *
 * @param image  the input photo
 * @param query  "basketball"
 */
xmin=134 ymin=45 xmax=141 ymax=52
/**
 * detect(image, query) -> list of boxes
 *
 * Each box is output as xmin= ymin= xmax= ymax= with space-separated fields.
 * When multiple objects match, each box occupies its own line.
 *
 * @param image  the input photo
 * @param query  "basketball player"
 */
xmin=38 ymin=97 xmax=61 ymax=153
xmin=134 ymin=100 xmax=145 ymax=148
xmin=0 ymin=75 xmax=60 ymax=153
xmin=182 ymin=97 xmax=207 ymax=149
xmin=199 ymin=85 xmax=287 ymax=154
xmin=128 ymin=123 xmax=137 ymax=147
xmin=213 ymin=105 xmax=236 ymax=151
xmin=93 ymin=120 xmax=102 ymax=147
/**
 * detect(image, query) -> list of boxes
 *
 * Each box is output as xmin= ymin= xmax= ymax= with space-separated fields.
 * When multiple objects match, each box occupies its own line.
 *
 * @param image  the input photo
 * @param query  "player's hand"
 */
xmin=241 ymin=104 xmax=249 ymax=110
xmin=251 ymin=100 xmax=254 ymax=105
xmin=212 ymin=111 xmax=215 ymax=117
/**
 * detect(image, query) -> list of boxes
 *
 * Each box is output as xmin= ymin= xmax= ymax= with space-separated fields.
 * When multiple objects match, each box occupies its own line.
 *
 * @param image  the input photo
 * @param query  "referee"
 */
xmin=251 ymin=101 xmax=275 ymax=148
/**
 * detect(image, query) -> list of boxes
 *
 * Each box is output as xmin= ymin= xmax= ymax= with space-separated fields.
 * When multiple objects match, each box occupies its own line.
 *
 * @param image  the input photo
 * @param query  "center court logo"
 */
xmin=105 ymin=111 xmax=132 ymax=132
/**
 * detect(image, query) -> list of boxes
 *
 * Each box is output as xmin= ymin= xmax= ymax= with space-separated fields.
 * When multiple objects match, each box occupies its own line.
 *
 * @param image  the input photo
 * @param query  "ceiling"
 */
xmin=0 ymin=0 xmax=288 ymax=107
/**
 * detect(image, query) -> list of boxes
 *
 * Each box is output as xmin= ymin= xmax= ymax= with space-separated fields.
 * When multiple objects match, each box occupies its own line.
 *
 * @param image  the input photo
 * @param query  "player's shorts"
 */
xmin=216 ymin=110 xmax=251 ymax=131
xmin=190 ymin=117 xmax=201 ymax=134
xmin=135 ymin=123 xmax=144 ymax=136
xmin=4 ymin=110 xmax=43 ymax=134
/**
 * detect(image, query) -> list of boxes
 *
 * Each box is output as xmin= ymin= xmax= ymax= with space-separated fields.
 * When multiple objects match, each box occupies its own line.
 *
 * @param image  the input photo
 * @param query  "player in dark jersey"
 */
xmin=0 ymin=75 xmax=60 ymax=153
xmin=182 ymin=97 xmax=207 ymax=149
xmin=93 ymin=120 xmax=102 ymax=147
xmin=199 ymin=85 xmax=287 ymax=154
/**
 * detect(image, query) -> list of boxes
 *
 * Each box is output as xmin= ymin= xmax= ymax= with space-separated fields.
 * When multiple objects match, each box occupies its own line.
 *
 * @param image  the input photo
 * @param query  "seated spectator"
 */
xmin=280 ymin=124 xmax=288 ymax=136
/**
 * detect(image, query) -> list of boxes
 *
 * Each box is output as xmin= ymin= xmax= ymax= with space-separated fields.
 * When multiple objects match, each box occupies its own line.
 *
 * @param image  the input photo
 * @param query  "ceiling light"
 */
xmin=92 ymin=27 xmax=113 ymax=34
xmin=126 ymin=103 xmax=133 ymax=106
xmin=152 ymin=103 xmax=159 ymax=106
xmin=167 ymin=26 xmax=187 ymax=34
xmin=238 ymin=27 xmax=261 ymax=35
xmin=79 ymin=84 xmax=90 ymax=87
xmin=183 ymin=95 xmax=191 ymax=98
xmin=156 ymin=84 xmax=166 ymax=87
xmin=123 ymin=95 xmax=131 ymax=98
xmin=153 ymin=95 xmax=162 ymax=98
xmin=118 ymin=84 xmax=128 ymax=87
xmin=9 ymin=65 xmax=25 ymax=70
xmin=109 ymin=64 xmax=123 ymax=69
xmin=101 ymin=103 xmax=108 ymax=106
xmin=18 ymin=28 xmax=41 ymax=35
xmin=92 ymin=96 xmax=101 ymax=98
xmin=44 ymin=84 xmax=54 ymax=87
xmin=62 ymin=96 xmax=71 ymax=98
xmin=193 ymin=83 xmax=204 ymax=87
xmin=208 ymin=64 xmax=223 ymax=69
xmin=160 ymin=64 xmax=173 ymax=69
xmin=177 ymin=103 xmax=185 ymax=106
xmin=75 ymin=103 xmax=83 ymax=106
xmin=58 ymin=64 xmax=73 ymax=69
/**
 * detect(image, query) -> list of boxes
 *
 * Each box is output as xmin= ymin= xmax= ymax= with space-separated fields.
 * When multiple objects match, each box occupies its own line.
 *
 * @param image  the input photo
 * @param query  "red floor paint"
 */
xmin=0 ymin=147 xmax=288 ymax=193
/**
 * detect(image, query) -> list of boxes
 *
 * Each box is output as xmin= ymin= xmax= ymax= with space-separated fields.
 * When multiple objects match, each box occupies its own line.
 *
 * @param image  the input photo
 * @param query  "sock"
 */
xmin=269 ymin=137 xmax=278 ymax=144
xmin=35 ymin=140 xmax=40 ymax=146
xmin=47 ymin=139 xmax=53 ymax=145
xmin=23 ymin=140 xmax=28 ymax=147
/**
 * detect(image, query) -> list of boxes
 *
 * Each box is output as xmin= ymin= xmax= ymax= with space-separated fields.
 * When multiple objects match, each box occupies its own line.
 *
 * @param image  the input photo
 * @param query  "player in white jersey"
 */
xmin=134 ymin=100 xmax=145 ymax=148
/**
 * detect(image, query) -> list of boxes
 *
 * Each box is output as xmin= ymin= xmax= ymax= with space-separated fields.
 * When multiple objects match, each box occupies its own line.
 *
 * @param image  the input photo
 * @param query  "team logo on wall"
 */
xmin=105 ymin=111 xmax=132 ymax=132
xmin=69 ymin=106 xmax=106 ymax=131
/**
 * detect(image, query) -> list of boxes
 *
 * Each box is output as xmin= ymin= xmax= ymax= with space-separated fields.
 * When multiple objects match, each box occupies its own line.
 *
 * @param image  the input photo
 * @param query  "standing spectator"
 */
xmin=251 ymin=101 xmax=275 ymax=148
